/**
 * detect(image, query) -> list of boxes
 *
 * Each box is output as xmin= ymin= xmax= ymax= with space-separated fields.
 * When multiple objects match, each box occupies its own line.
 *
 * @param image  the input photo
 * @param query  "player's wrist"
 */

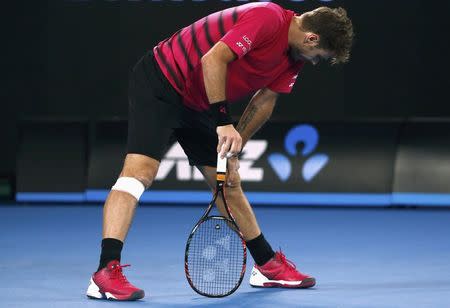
xmin=210 ymin=101 xmax=233 ymax=126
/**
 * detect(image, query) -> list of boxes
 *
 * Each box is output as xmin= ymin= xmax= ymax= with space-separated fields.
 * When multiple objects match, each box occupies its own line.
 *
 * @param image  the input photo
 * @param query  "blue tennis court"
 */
xmin=1 ymin=204 xmax=449 ymax=307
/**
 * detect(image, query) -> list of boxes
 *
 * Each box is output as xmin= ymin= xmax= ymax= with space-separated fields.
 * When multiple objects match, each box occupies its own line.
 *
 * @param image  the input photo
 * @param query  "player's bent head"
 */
xmin=301 ymin=7 xmax=354 ymax=65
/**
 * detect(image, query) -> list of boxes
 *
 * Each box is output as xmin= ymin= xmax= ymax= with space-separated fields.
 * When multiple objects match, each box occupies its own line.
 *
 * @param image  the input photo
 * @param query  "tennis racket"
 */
xmin=184 ymin=154 xmax=247 ymax=297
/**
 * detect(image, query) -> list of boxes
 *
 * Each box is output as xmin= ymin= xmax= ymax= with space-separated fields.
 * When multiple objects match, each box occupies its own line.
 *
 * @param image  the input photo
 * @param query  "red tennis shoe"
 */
xmin=86 ymin=260 xmax=145 ymax=301
xmin=249 ymin=251 xmax=316 ymax=288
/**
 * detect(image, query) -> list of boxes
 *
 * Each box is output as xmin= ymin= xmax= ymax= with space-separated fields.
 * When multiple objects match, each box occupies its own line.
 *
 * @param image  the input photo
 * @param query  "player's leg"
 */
xmin=175 ymin=112 xmax=276 ymax=267
xmin=87 ymin=50 xmax=183 ymax=301
xmin=198 ymin=163 xmax=316 ymax=289
xmin=197 ymin=163 xmax=275 ymax=260
xmin=197 ymin=161 xmax=261 ymax=240
xmin=87 ymin=154 xmax=158 ymax=301
xmin=100 ymin=153 xmax=158 ymax=261
xmin=175 ymin=106 xmax=316 ymax=289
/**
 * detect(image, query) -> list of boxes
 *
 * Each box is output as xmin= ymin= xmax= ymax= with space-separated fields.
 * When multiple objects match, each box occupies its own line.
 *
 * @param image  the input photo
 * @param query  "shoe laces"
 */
xmin=277 ymin=250 xmax=297 ymax=272
xmin=110 ymin=263 xmax=131 ymax=283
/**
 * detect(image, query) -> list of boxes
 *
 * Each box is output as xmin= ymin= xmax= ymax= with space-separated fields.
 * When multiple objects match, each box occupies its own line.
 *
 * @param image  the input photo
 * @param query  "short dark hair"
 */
xmin=302 ymin=7 xmax=354 ymax=64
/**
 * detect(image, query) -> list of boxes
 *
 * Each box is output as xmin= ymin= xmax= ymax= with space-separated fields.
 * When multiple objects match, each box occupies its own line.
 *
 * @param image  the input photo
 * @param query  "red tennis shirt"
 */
xmin=153 ymin=2 xmax=304 ymax=111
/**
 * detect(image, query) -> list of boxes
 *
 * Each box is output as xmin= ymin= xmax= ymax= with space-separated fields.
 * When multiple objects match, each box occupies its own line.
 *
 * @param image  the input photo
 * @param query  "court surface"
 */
xmin=1 ymin=204 xmax=449 ymax=308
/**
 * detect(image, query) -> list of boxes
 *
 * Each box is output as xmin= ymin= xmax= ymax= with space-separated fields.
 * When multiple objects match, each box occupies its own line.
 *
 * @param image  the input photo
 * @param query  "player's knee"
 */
xmin=225 ymin=170 xmax=242 ymax=190
xmin=120 ymin=173 xmax=153 ymax=189
xmin=111 ymin=176 xmax=147 ymax=201
xmin=112 ymin=154 xmax=160 ymax=200
xmin=118 ymin=170 xmax=155 ymax=190
xmin=121 ymin=154 xmax=159 ymax=188
xmin=112 ymin=167 xmax=156 ymax=201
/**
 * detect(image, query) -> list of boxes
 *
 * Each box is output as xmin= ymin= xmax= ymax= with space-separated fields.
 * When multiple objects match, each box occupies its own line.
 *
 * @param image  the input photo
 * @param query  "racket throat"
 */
xmin=216 ymin=172 xmax=226 ymax=188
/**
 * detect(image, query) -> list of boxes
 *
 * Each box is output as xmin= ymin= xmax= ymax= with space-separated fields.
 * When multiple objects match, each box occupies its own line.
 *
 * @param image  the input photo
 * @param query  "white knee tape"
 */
xmin=111 ymin=177 xmax=145 ymax=201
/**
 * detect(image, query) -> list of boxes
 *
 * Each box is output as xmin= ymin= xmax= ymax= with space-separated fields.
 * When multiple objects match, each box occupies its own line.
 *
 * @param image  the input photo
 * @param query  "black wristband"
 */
xmin=210 ymin=101 xmax=233 ymax=127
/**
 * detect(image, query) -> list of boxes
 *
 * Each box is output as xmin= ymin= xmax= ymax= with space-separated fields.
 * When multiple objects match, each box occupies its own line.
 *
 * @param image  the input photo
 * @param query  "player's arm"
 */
xmin=236 ymin=88 xmax=279 ymax=148
xmin=201 ymin=42 xmax=241 ymax=158
xmin=201 ymin=41 xmax=236 ymax=103
xmin=238 ymin=61 xmax=303 ymax=146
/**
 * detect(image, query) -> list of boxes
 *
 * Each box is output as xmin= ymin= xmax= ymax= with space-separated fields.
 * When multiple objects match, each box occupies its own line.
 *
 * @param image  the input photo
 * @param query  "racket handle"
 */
xmin=217 ymin=153 xmax=227 ymax=174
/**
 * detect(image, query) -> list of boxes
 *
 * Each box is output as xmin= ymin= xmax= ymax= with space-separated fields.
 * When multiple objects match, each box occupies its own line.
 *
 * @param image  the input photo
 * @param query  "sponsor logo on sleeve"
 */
xmin=236 ymin=35 xmax=252 ymax=55
xmin=236 ymin=41 xmax=248 ymax=55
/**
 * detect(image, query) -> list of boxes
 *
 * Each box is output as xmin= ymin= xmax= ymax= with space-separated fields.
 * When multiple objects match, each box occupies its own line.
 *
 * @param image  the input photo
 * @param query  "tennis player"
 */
xmin=86 ymin=2 xmax=353 ymax=300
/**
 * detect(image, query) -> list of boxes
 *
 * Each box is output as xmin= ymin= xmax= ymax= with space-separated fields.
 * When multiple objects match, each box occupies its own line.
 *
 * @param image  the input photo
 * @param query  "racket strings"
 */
xmin=187 ymin=218 xmax=245 ymax=296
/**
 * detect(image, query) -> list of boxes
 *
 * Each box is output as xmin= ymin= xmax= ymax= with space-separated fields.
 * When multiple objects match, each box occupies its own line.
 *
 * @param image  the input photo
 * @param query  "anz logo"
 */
xmin=156 ymin=140 xmax=267 ymax=181
xmin=268 ymin=124 xmax=329 ymax=182
xmin=156 ymin=124 xmax=328 ymax=183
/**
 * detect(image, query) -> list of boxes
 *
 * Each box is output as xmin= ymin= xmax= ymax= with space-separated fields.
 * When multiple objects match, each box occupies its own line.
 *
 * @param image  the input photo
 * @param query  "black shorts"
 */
xmin=127 ymin=50 xmax=217 ymax=167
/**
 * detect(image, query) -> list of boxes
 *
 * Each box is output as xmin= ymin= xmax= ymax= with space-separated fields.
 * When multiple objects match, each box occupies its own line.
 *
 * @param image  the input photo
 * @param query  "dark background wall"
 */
xmin=3 ymin=0 xmax=450 ymax=201
xmin=9 ymin=0 xmax=450 ymax=120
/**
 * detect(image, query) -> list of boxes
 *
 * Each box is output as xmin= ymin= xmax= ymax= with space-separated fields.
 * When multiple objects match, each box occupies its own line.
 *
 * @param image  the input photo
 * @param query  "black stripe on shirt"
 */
xmin=232 ymin=7 xmax=238 ymax=24
xmin=177 ymin=30 xmax=193 ymax=71
xmin=190 ymin=24 xmax=203 ymax=60
xmin=218 ymin=11 xmax=225 ymax=37
xmin=155 ymin=44 xmax=182 ymax=90
xmin=204 ymin=16 xmax=214 ymax=48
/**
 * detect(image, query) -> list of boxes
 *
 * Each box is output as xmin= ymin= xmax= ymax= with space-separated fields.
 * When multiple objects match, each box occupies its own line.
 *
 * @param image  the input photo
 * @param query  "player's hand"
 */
xmin=216 ymin=124 xmax=242 ymax=159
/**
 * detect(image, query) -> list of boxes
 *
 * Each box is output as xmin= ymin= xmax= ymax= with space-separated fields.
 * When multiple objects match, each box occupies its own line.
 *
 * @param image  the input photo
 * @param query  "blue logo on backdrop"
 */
xmin=268 ymin=124 xmax=329 ymax=182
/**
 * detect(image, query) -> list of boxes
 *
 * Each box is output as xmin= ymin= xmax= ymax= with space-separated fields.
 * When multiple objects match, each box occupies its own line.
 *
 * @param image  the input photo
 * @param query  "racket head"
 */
xmin=185 ymin=216 xmax=247 ymax=297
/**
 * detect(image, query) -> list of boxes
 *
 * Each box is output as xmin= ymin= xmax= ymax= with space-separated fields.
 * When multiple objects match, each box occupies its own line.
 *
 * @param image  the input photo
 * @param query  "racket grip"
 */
xmin=217 ymin=153 xmax=227 ymax=174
